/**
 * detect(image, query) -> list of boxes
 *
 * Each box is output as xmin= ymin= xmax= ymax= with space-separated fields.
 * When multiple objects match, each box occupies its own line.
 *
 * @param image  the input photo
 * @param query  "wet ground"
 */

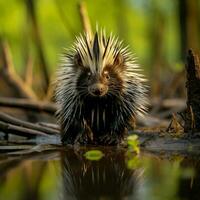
xmin=0 ymin=144 xmax=200 ymax=200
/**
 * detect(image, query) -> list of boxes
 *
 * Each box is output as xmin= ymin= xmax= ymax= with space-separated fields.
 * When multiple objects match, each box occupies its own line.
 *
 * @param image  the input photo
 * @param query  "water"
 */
xmin=0 ymin=147 xmax=199 ymax=200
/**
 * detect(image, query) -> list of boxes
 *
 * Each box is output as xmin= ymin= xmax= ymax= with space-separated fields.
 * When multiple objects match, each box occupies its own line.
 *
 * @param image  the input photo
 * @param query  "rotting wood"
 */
xmin=184 ymin=49 xmax=200 ymax=133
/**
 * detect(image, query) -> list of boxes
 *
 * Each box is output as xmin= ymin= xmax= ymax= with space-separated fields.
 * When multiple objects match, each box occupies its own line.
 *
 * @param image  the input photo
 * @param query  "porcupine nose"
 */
xmin=89 ymin=83 xmax=107 ymax=96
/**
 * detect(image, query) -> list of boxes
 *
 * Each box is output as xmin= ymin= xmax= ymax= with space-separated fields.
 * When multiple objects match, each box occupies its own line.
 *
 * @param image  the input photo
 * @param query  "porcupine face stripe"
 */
xmin=55 ymin=29 xmax=148 ymax=139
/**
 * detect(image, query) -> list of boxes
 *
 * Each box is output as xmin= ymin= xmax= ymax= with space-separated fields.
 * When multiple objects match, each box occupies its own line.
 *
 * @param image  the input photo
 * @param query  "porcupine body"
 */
xmin=55 ymin=30 xmax=148 ymax=145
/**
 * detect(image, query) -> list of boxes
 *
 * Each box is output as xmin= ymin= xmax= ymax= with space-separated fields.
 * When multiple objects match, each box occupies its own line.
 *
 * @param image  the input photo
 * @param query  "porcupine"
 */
xmin=55 ymin=30 xmax=148 ymax=145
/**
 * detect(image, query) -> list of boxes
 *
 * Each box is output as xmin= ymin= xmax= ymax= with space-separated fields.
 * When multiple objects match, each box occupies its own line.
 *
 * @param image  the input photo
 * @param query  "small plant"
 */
xmin=125 ymin=135 xmax=141 ymax=169
xmin=127 ymin=134 xmax=140 ymax=154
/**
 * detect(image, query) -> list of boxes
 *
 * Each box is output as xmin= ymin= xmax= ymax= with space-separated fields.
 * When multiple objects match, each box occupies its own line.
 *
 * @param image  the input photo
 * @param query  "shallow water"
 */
xmin=0 ymin=147 xmax=199 ymax=200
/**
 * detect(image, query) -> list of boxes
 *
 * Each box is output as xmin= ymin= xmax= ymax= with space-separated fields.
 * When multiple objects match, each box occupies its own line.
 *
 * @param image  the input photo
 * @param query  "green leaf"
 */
xmin=128 ymin=134 xmax=138 ymax=141
xmin=84 ymin=150 xmax=104 ymax=161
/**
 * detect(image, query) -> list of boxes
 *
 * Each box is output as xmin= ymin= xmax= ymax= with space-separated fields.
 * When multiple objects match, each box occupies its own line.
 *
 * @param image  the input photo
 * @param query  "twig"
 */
xmin=0 ymin=97 xmax=57 ymax=114
xmin=0 ymin=40 xmax=37 ymax=99
xmin=78 ymin=1 xmax=92 ymax=37
xmin=0 ymin=112 xmax=60 ymax=135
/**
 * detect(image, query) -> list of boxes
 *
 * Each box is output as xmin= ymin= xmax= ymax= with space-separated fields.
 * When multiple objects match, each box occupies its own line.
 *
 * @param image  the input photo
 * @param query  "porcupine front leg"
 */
xmin=99 ymin=121 xmax=128 ymax=146
xmin=61 ymin=119 xmax=93 ymax=145
xmin=99 ymin=128 xmax=127 ymax=145
xmin=99 ymin=115 xmax=136 ymax=145
xmin=61 ymin=119 xmax=83 ymax=145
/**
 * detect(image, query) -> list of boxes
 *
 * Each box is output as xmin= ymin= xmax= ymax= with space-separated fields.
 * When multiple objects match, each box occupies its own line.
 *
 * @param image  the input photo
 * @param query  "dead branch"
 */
xmin=0 ymin=40 xmax=37 ymax=99
xmin=0 ymin=112 xmax=59 ymax=135
xmin=0 ymin=97 xmax=57 ymax=114
xmin=38 ymin=122 xmax=60 ymax=130
xmin=78 ymin=1 xmax=92 ymax=37
xmin=0 ymin=121 xmax=48 ymax=138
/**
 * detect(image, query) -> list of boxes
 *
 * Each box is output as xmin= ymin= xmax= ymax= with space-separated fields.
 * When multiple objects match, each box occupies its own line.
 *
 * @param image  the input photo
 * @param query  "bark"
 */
xmin=184 ymin=50 xmax=200 ymax=133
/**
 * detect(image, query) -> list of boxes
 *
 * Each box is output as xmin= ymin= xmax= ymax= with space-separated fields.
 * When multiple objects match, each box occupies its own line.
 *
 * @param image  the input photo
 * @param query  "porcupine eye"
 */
xmin=103 ymin=71 xmax=110 ymax=80
xmin=87 ymin=71 xmax=92 ymax=80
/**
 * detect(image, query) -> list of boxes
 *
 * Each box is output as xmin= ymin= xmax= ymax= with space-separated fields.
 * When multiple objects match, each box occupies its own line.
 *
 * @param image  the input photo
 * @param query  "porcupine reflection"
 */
xmin=60 ymin=149 xmax=144 ymax=200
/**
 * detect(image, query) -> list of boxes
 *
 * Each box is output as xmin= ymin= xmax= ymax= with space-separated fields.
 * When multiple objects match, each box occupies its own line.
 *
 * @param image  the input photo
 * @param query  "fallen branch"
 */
xmin=0 ymin=97 xmax=57 ymax=114
xmin=38 ymin=122 xmax=60 ymax=130
xmin=0 ymin=112 xmax=60 ymax=135
xmin=0 ymin=121 xmax=48 ymax=138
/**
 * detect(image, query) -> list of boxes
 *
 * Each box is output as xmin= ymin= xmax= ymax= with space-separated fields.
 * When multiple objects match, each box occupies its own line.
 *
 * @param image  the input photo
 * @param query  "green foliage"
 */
xmin=84 ymin=149 xmax=104 ymax=161
xmin=0 ymin=0 xmax=184 ymax=76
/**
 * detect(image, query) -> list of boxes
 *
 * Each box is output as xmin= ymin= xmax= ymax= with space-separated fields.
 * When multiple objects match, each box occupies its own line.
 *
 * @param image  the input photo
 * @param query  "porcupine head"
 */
xmin=55 ymin=29 xmax=148 ymax=145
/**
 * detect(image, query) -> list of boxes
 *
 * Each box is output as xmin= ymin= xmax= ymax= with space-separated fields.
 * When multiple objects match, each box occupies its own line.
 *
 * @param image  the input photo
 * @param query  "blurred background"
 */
xmin=0 ymin=0 xmax=200 ymax=99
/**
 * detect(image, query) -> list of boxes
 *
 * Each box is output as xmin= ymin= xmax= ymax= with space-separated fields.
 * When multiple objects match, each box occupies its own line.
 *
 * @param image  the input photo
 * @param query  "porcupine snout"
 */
xmin=88 ymin=83 xmax=108 ymax=97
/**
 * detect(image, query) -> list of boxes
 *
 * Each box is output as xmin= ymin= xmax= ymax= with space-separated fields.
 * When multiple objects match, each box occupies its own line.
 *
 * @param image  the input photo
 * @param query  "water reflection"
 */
xmin=61 ymin=148 xmax=143 ymax=200
xmin=178 ymin=158 xmax=200 ymax=200
xmin=0 ymin=148 xmax=199 ymax=200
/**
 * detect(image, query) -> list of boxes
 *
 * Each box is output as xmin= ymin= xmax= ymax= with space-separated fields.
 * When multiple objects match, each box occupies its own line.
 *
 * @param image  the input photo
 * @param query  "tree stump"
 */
xmin=184 ymin=49 xmax=200 ymax=133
